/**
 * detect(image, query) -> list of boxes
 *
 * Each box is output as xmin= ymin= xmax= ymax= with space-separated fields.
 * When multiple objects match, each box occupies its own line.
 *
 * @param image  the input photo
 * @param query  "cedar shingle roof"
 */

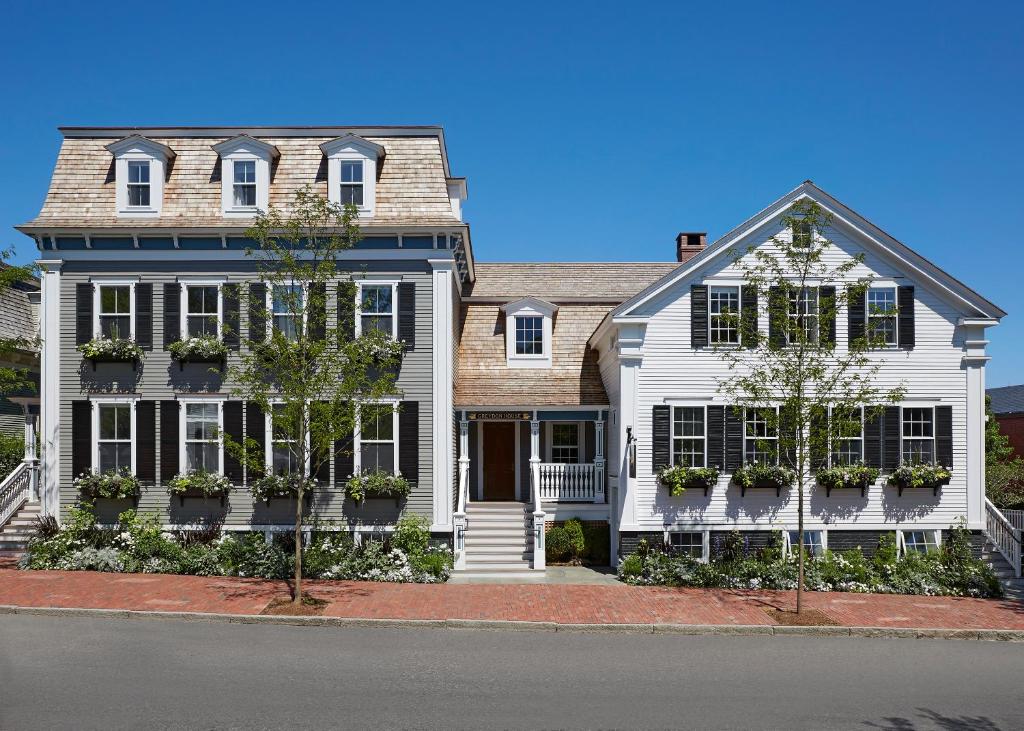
xmin=467 ymin=262 xmax=683 ymax=300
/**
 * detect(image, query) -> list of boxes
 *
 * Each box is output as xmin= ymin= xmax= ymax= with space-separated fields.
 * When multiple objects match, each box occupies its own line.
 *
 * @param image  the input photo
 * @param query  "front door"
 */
xmin=482 ymin=421 xmax=517 ymax=500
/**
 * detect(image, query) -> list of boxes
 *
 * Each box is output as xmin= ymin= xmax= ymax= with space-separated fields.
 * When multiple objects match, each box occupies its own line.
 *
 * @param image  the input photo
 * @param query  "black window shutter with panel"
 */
xmin=399 ymin=401 xmax=419 ymax=483
xmin=310 ymin=401 xmax=331 ymax=483
xmin=246 ymin=402 xmax=265 ymax=475
xmin=398 ymin=282 xmax=416 ymax=349
xmin=334 ymin=407 xmax=355 ymax=485
xmin=223 ymin=401 xmax=244 ymax=482
xmin=71 ymin=400 xmax=92 ymax=477
xmin=848 ymin=287 xmax=866 ymax=346
xmin=163 ymin=283 xmax=180 ymax=349
xmin=819 ymin=286 xmax=836 ymax=346
xmin=935 ymin=405 xmax=953 ymax=468
xmin=809 ymin=406 xmax=828 ymax=470
xmin=725 ymin=407 xmax=744 ymax=469
xmin=136 ymin=401 xmax=156 ymax=483
xmin=741 ymin=285 xmax=758 ymax=348
xmin=690 ymin=286 xmax=708 ymax=348
xmin=768 ymin=287 xmax=786 ymax=348
xmin=898 ymin=286 xmax=915 ymax=349
xmin=159 ymin=401 xmax=179 ymax=483
xmin=864 ymin=408 xmax=882 ymax=468
xmin=223 ymin=284 xmax=240 ymax=349
xmin=248 ymin=283 xmax=266 ymax=344
xmin=707 ymin=405 xmax=725 ymax=469
xmin=882 ymin=406 xmax=901 ymax=469
xmin=337 ymin=282 xmax=355 ymax=343
xmin=308 ymin=282 xmax=326 ymax=341
xmin=76 ymin=283 xmax=93 ymax=345
xmin=652 ymin=405 xmax=670 ymax=471
xmin=779 ymin=405 xmax=797 ymax=466
xmin=135 ymin=284 xmax=153 ymax=349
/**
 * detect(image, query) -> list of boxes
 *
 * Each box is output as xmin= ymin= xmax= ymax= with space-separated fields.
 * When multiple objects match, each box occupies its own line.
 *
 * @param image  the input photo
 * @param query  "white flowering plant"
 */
xmin=77 ymin=337 xmax=144 ymax=362
xmin=732 ymin=462 xmax=796 ymax=489
xmin=249 ymin=474 xmax=317 ymax=502
xmin=888 ymin=462 xmax=952 ymax=490
xmin=168 ymin=336 xmax=228 ymax=362
xmin=74 ymin=467 xmax=140 ymax=499
xmin=657 ymin=465 xmax=719 ymax=496
xmin=815 ymin=463 xmax=880 ymax=491
xmin=166 ymin=470 xmax=233 ymax=498
xmin=344 ymin=469 xmax=411 ymax=503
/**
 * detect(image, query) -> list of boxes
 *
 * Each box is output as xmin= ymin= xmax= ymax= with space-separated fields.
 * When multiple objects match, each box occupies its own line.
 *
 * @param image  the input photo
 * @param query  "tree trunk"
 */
xmin=796 ymin=475 xmax=804 ymax=614
xmin=294 ymin=483 xmax=303 ymax=604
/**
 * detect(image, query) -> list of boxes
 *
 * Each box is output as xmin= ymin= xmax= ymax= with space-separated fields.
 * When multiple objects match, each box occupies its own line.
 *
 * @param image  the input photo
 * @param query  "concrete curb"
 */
xmin=1 ymin=605 xmax=1022 ymax=641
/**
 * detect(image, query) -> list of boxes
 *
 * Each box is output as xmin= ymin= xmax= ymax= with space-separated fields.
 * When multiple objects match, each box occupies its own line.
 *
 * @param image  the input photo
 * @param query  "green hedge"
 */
xmin=546 ymin=519 xmax=610 ymax=565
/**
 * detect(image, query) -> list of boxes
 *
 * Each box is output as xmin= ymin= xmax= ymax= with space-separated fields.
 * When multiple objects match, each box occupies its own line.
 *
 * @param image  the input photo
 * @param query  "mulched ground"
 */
xmin=262 ymin=595 xmax=329 ymax=616
xmin=764 ymin=608 xmax=839 ymax=626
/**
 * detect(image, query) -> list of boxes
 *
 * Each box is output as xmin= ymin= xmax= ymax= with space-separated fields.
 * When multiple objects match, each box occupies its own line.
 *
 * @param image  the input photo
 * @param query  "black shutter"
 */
xmin=898 ymin=286 xmax=915 ymax=350
xmin=690 ymin=286 xmax=708 ymax=348
xmin=223 ymin=401 xmax=243 ymax=482
xmin=741 ymin=285 xmax=758 ymax=348
xmin=163 ymin=283 xmax=180 ymax=349
xmin=935 ymin=405 xmax=953 ymax=468
xmin=308 ymin=282 xmax=326 ymax=341
xmin=248 ymin=283 xmax=266 ymax=344
xmin=334 ymin=412 xmax=355 ymax=483
xmin=246 ymin=402 xmax=265 ymax=475
xmin=223 ymin=284 xmax=240 ymax=350
xmin=707 ymin=405 xmax=725 ymax=469
xmin=725 ymin=406 xmax=744 ymax=469
xmin=398 ymin=281 xmax=416 ymax=349
xmin=337 ymin=282 xmax=355 ymax=343
xmin=652 ymin=405 xmax=671 ymax=470
xmin=310 ymin=401 xmax=331 ymax=483
xmin=136 ymin=401 xmax=156 ymax=482
xmin=71 ymin=400 xmax=92 ymax=477
xmin=819 ymin=286 xmax=836 ymax=346
xmin=779 ymin=405 xmax=796 ymax=467
xmin=882 ymin=406 xmax=901 ymax=469
xmin=399 ymin=401 xmax=419 ymax=483
xmin=809 ymin=406 xmax=828 ymax=470
xmin=848 ymin=287 xmax=866 ymax=346
xmin=135 ymin=284 xmax=153 ymax=349
xmin=76 ymin=283 xmax=93 ymax=345
xmin=160 ymin=401 xmax=179 ymax=483
xmin=768 ymin=286 xmax=786 ymax=348
xmin=864 ymin=407 xmax=882 ymax=468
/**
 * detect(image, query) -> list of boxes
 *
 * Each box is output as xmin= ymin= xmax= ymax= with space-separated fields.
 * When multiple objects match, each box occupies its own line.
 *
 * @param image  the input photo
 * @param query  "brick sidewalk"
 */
xmin=1 ymin=568 xmax=1022 ymax=629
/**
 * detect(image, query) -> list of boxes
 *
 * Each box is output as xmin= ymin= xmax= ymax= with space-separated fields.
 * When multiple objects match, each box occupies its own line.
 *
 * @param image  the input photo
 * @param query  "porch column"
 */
xmin=453 ymin=418 xmax=470 ymax=570
xmin=594 ymin=416 xmax=606 ymax=504
xmin=530 ymin=417 xmax=546 ymax=570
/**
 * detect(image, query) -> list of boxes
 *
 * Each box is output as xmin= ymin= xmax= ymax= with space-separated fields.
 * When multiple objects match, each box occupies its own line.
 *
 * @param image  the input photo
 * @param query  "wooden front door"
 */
xmin=482 ymin=422 xmax=517 ymax=500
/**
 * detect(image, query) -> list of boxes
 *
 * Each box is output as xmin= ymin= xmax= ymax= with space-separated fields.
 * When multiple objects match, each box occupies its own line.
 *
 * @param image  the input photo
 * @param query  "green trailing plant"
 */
xmin=888 ymin=463 xmax=951 ymax=489
xmin=344 ymin=469 xmax=411 ymax=503
xmin=249 ymin=474 xmax=316 ymax=503
xmin=77 ymin=337 xmax=144 ymax=362
xmin=74 ymin=468 xmax=140 ymax=499
xmin=815 ymin=463 xmax=880 ymax=491
xmin=168 ymin=335 xmax=228 ymax=362
xmin=166 ymin=470 xmax=233 ymax=497
xmin=732 ymin=462 xmax=796 ymax=489
xmin=657 ymin=465 xmax=719 ymax=496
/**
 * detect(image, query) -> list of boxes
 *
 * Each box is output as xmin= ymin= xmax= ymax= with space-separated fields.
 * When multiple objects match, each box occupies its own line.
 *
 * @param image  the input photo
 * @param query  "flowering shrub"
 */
xmin=732 ymin=462 xmax=796 ymax=489
xmin=168 ymin=336 xmax=228 ymax=362
xmin=77 ymin=337 xmax=144 ymax=362
xmin=657 ymin=465 xmax=719 ymax=496
xmin=815 ymin=463 xmax=880 ymax=491
xmin=74 ymin=468 xmax=140 ymax=499
xmin=345 ymin=469 xmax=411 ymax=503
xmin=888 ymin=463 xmax=952 ymax=489
xmin=166 ymin=470 xmax=233 ymax=498
xmin=249 ymin=474 xmax=317 ymax=502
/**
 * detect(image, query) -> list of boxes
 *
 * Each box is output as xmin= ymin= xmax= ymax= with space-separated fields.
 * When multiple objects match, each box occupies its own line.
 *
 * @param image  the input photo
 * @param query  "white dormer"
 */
xmin=446 ymin=177 xmax=468 ymax=221
xmin=319 ymin=134 xmax=385 ymax=218
xmin=502 ymin=297 xmax=557 ymax=368
xmin=212 ymin=135 xmax=279 ymax=217
xmin=105 ymin=135 xmax=175 ymax=218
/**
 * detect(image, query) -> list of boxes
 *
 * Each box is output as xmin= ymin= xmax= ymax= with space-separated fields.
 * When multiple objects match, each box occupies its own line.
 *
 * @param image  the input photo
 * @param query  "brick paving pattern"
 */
xmin=1 ymin=568 xmax=1022 ymax=629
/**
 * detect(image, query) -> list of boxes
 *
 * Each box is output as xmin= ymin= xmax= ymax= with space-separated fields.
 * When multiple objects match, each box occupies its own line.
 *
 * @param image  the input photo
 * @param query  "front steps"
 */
xmin=0 ymin=501 xmax=40 ymax=561
xmin=981 ymin=541 xmax=1024 ymax=601
xmin=460 ymin=501 xmax=538 ymax=578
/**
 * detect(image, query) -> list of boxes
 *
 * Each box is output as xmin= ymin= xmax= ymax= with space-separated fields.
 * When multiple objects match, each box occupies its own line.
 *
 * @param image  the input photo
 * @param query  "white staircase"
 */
xmin=0 ymin=501 xmax=40 ymax=561
xmin=981 ymin=539 xmax=1024 ymax=601
xmin=461 ymin=502 xmax=536 ymax=577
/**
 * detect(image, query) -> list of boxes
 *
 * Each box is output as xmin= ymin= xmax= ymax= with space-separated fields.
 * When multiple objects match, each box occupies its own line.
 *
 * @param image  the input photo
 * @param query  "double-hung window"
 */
xmin=359 ymin=404 xmax=396 ymax=474
xmin=672 ymin=406 xmax=706 ymax=467
xmin=787 ymin=287 xmax=818 ymax=345
xmin=709 ymin=286 xmax=740 ymax=345
xmin=792 ymin=219 xmax=813 ymax=248
xmin=550 ymin=423 xmax=580 ymax=464
xmin=233 ymin=160 xmax=257 ymax=208
xmin=185 ymin=285 xmax=220 ymax=338
xmin=98 ymin=285 xmax=132 ymax=340
xmin=830 ymin=406 xmax=864 ymax=465
xmin=901 ymin=530 xmax=939 ymax=554
xmin=867 ymin=287 xmax=897 ymax=347
xmin=359 ymin=284 xmax=394 ymax=336
xmin=96 ymin=403 xmax=132 ymax=473
xmin=271 ymin=284 xmax=303 ymax=341
xmin=515 ymin=316 xmax=544 ymax=355
xmin=127 ymin=161 xmax=151 ymax=207
xmin=901 ymin=407 xmax=935 ymax=463
xmin=184 ymin=402 xmax=220 ymax=473
xmin=271 ymin=404 xmax=301 ymax=476
xmin=787 ymin=530 xmax=824 ymax=557
xmin=340 ymin=161 xmax=364 ymax=206
xmin=669 ymin=531 xmax=705 ymax=559
xmin=744 ymin=408 xmax=778 ymax=464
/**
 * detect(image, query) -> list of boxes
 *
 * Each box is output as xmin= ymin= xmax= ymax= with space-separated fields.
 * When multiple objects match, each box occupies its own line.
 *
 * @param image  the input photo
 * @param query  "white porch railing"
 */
xmin=537 ymin=462 xmax=603 ymax=503
xmin=0 ymin=461 xmax=32 ymax=529
xmin=985 ymin=498 xmax=1022 ymax=579
xmin=1004 ymin=509 xmax=1024 ymax=533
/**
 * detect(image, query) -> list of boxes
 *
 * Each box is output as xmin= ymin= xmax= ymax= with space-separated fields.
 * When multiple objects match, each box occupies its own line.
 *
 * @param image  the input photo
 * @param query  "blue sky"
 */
xmin=1 ymin=1 xmax=1021 ymax=385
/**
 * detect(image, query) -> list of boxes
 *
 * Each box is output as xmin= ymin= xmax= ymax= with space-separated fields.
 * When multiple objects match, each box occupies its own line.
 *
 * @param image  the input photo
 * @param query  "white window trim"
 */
xmin=322 ymin=137 xmax=380 ymax=218
xmin=92 ymin=279 xmax=137 ymax=341
xmin=786 ymin=286 xmax=819 ymax=347
xmin=503 ymin=298 xmax=556 ymax=368
xmin=264 ymin=401 xmax=312 ymax=476
xmin=91 ymin=397 xmax=138 ymax=474
xmin=784 ymin=529 xmax=827 ymax=557
xmin=899 ymin=405 xmax=937 ymax=465
xmin=355 ymin=281 xmax=398 ymax=339
xmin=180 ymin=282 xmax=223 ymax=340
xmin=354 ymin=400 xmax=400 ymax=475
xmin=546 ymin=421 xmax=585 ymax=464
xmin=708 ymin=285 xmax=741 ymax=346
xmin=212 ymin=136 xmax=276 ymax=217
xmin=670 ymin=404 xmax=708 ymax=468
xmin=743 ymin=406 xmax=779 ymax=465
xmin=897 ymin=528 xmax=942 ymax=555
xmin=178 ymin=399 xmax=224 ymax=475
xmin=108 ymin=138 xmax=169 ymax=218
xmin=666 ymin=529 xmax=709 ymax=562
xmin=866 ymin=283 xmax=899 ymax=349
xmin=267 ymin=283 xmax=308 ymax=340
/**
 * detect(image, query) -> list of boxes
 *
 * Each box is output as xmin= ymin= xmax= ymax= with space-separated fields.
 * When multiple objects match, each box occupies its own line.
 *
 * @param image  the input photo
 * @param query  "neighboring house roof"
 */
xmin=607 ymin=181 xmax=1006 ymax=323
xmin=0 ymin=266 xmax=39 ymax=353
xmin=988 ymin=385 xmax=1024 ymax=415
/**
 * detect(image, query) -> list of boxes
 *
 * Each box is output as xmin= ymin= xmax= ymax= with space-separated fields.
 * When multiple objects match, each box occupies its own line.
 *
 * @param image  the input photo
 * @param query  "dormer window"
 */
xmin=340 ymin=161 xmax=364 ymax=206
xmin=105 ymin=135 xmax=174 ymax=217
xmin=515 ymin=316 xmax=543 ymax=355
xmin=233 ymin=160 xmax=257 ymax=207
xmin=212 ymin=135 xmax=278 ymax=216
xmin=127 ymin=161 xmax=151 ymax=207
xmin=320 ymin=134 xmax=385 ymax=218
xmin=502 ymin=297 xmax=556 ymax=368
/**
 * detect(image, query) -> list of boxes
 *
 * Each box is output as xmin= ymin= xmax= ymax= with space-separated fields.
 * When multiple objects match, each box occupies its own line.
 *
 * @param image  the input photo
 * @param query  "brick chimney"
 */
xmin=675 ymin=232 xmax=706 ymax=262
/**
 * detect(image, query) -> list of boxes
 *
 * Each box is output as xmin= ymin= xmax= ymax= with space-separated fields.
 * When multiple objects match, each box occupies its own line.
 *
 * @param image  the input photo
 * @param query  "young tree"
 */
xmin=984 ymin=395 xmax=1024 ymax=510
xmin=717 ymin=200 xmax=904 ymax=613
xmin=224 ymin=188 xmax=405 ymax=604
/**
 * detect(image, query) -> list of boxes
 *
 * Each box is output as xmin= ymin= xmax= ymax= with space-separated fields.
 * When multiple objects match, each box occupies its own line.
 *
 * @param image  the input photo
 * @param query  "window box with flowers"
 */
xmin=166 ymin=470 xmax=233 ymax=506
xmin=249 ymin=474 xmax=317 ymax=504
xmin=732 ymin=462 xmax=796 ymax=497
xmin=888 ymin=463 xmax=952 ymax=496
xmin=168 ymin=336 xmax=228 ymax=371
xmin=75 ymin=467 xmax=141 ymax=504
xmin=657 ymin=465 xmax=719 ymax=497
xmin=345 ymin=469 xmax=411 ymax=505
xmin=815 ymin=463 xmax=880 ymax=497
xmin=77 ymin=338 xmax=144 ymax=370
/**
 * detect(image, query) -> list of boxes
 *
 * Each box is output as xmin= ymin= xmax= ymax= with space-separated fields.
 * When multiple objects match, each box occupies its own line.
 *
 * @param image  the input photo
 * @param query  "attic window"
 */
xmin=502 ymin=297 xmax=556 ymax=368
xmin=212 ymin=135 xmax=278 ymax=216
xmin=233 ymin=160 xmax=257 ymax=207
xmin=320 ymin=134 xmax=384 ymax=218
xmin=127 ymin=162 xmax=150 ymax=207
xmin=340 ymin=161 xmax=364 ymax=206
xmin=515 ymin=316 xmax=543 ymax=355
xmin=106 ymin=135 xmax=173 ymax=217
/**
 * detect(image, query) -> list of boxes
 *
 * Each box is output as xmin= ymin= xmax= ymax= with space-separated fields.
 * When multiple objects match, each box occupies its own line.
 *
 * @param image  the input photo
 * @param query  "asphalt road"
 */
xmin=1 ymin=615 xmax=1021 ymax=730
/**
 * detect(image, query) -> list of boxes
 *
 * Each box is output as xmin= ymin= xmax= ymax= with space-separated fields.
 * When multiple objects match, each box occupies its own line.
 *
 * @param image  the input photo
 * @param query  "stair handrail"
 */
xmin=984 ymin=498 xmax=1022 ymax=579
xmin=0 ymin=461 xmax=31 ymax=530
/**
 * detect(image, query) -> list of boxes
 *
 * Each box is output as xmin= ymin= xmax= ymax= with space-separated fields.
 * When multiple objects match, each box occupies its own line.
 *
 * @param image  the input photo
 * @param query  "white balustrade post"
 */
xmin=530 ymin=419 xmax=546 ymax=570
xmin=594 ymin=418 xmax=605 ymax=504
xmin=453 ymin=419 xmax=470 ymax=570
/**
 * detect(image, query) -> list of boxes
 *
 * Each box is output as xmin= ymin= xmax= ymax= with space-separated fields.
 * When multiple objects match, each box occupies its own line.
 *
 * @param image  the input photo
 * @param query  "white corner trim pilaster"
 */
xmin=430 ymin=260 xmax=455 ymax=531
xmin=962 ymin=322 xmax=992 ymax=529
xmin=37 ymin=260 xmax=62 ymax=519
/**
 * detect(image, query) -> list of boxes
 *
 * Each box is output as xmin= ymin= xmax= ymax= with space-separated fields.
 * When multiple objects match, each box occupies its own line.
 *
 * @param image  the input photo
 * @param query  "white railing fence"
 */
xmin=1004 ymin=509 xmax=1024 ymax=533
xmin=0 ymin=461 xmax=32 ymax=529
xmin=537 ymin=462 xmax=599 ymax=502
xmin=984 ymin=498 xmax=1022 ymax=578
